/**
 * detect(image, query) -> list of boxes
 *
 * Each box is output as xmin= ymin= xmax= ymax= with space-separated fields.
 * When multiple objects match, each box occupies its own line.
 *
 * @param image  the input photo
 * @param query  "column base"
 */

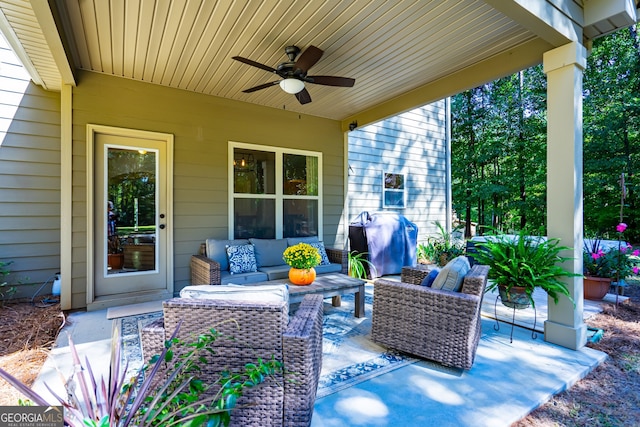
xmin=544 ymin=319 xmax=587 ymax=350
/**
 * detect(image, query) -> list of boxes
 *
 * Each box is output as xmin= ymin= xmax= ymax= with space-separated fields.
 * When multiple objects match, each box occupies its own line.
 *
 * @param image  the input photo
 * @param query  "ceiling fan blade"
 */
xmin=242 ymin=81 xmax=280 ymax=93
xmin=307 ymin=76 xmax=355 ymax=87
xmin=232 ymin=56 xmax=277 ymax=73
xmin=295 ymin=46 xmax=323 ymax=73
xmin=295 ymin=88 xmax=312 ymax=105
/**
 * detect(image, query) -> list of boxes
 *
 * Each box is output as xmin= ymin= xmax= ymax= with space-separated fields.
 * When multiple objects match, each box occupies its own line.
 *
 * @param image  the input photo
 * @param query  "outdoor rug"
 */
xmin=114 ymin=283 xmax=418 ymax=398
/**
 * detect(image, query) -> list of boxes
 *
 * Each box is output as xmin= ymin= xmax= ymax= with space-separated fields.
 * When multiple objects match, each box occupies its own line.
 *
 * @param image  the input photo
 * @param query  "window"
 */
xmin=383 ymin=172 xmax=405 ymax=208
xmin=229 ymin=143 xmax=322 ymax=239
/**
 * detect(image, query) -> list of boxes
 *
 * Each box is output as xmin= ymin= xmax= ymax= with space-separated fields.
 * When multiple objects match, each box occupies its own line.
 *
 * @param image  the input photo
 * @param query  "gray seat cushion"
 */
xmin=314 ymin=263 xmax=342 ymax=275
xmin=205 ymin=238 xmax=249 ymax=271
xmin=220 ymin=270 xmax=269 ymax=285
xmin=259 ymin=265 xmax=291 ymax=280
xmin=286 ymin=236 xmax=320 ymax=246
xmin=249 ymin=238 xmax=289 ymax=268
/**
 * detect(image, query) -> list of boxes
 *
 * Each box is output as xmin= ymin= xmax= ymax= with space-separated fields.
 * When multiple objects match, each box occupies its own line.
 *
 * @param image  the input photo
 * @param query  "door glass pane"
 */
xmin=234 ymin=198 xmax=276 ymax=239
xmin=283 ymin=199 xmax=318 ymax=238
xmin=234 ymin=149 xmax=275 ymax=194
xmin=283 ymin=154 xmax=318 ymax=195
xmin=107 ymin=148 xmax=157 ymax=274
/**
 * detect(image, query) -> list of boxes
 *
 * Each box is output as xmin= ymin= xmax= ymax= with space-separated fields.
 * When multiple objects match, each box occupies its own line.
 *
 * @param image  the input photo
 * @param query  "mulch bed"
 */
xmin=0 ymin=298 xmax=65 ymax=406
xmin=514 ymin=282 xmax=640 ymax=426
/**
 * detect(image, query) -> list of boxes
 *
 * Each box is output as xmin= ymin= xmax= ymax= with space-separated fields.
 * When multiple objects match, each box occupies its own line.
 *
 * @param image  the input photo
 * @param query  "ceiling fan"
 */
xmin=232 ymin=45 xmax=355 ymax=105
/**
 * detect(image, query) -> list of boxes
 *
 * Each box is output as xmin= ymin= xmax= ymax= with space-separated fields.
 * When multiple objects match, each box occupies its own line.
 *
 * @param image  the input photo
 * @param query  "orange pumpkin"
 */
xmin=288 ymin=267 xmax=316 ymax=285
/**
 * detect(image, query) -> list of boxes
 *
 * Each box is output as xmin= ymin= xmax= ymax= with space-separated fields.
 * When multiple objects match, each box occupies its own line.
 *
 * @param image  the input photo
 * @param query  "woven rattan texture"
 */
xmin=400 ymin=264 xmax=434 ymax=285
xmin=141 ymin=294 xmax=323 ymax=426
xmin=190 ymin=254 xmax=221 ymax=285
xmin=371 ymin=264 xmax=489 ymax=370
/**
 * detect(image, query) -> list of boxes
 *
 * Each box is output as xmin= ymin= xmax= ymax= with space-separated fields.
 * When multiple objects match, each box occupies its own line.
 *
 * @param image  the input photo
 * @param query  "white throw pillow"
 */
xmin=179 ymin=283 xmax=289 ymax=305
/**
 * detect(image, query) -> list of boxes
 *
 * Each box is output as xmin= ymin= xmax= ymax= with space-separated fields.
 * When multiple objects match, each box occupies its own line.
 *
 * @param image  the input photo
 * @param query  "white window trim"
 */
xmin=382 ymin=171 xmax=405 ymax=209
xmin=228 ymin=141 xmax=323 ymax=239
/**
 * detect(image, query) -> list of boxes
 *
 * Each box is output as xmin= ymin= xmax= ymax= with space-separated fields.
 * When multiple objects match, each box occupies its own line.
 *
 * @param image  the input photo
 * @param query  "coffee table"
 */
xmin=266 ymin=273 xmax=366 ymax=318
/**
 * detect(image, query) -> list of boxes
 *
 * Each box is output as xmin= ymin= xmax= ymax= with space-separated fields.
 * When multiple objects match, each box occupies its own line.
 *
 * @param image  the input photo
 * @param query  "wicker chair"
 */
xmin=371 ymin=264 xmax=489 ymax=370
xmin=141 ymin=294 xmax=323 ymax=427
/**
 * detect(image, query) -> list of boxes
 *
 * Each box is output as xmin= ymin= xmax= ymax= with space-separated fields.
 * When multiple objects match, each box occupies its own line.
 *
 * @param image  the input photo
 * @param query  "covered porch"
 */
xmin=0 ymin=0 xmax=639 ymax=353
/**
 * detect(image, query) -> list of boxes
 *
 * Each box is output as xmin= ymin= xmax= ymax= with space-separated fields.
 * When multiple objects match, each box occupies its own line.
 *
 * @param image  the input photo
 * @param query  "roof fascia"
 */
xmin=484 ymin=0 xmax=582 ymax=46
xmin=0 ymin=8 xmax=45 ymax=88
xmin=341 ymin=38 xmax=553 ymax=132
xmin=30 ymin=0 xmax=76 ymax=86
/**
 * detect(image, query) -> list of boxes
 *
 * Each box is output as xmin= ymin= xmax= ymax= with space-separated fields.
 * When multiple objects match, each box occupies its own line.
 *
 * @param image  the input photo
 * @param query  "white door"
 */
xmin=91 ymin=127 xmax=173 ymax=307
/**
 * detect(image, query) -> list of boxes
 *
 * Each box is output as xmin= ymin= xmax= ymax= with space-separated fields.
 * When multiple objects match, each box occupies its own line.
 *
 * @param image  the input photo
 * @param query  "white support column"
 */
xmin=60 ymin=84 xmax=72 ymax=310
xmin=543 ymin=42 xmax=587 ymax=350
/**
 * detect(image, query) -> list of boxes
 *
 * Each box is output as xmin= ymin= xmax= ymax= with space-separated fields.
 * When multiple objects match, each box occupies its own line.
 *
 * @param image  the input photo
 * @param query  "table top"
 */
xmin=271 ymin=273 xmax=365 ymax=295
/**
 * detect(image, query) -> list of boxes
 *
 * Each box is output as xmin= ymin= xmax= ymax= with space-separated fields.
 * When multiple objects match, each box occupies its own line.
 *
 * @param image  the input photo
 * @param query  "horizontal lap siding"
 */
xmin=347 ymin=102 xmax=447 ymax=244
xmin=72 ymin=71 xmax=344 ymax=305
xmin=0 ymin=35 xmax=61 ymax=299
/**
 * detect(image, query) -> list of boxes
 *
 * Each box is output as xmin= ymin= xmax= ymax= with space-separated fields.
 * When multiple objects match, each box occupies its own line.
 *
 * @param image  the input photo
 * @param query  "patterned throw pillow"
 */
xmin=226 ymin=244 xmax=257 ymax=274
xmin=309 ymin=242 xmax=331 ymax=265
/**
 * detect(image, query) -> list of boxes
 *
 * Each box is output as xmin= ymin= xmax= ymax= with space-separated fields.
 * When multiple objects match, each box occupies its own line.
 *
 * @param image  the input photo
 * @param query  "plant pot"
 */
xmin=288 ymin=267 xmax=316 ymax=286
xmin=498 ymin=285 xmax=531 ymax=309
xmin=108 ymin=253 xmax=124 ymax=270
xmin=583 ymin=276 xmax=611 ymax=301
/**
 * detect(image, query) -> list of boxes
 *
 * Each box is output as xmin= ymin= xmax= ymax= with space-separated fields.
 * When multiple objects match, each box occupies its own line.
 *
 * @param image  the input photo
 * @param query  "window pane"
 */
xmin=384 ymin=191 xmax=404 ymax=208
xmin=384 ymin=173 xmax=404 ymax=189
xmin=234 ymin=149 xmax=275 ymax=194
xmin=283 ymin=199 xmax=318 ymax=238
xmin=283 ymin=154 xmax=318 ymax=195
xmin=234 ymin=198 xmax=275 ymax=239
xmin=108 ymin=148 xmax=157 ymax=274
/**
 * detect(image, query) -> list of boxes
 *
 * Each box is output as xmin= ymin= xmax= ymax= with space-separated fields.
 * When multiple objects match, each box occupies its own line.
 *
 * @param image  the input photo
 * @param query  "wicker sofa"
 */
xmin=141 ymin=293 xmax=323 ymax=427
xmin=191 ymin=237 xmax=348 ymax=285
xmin=371 ymin=263 xmax=489 ymax=370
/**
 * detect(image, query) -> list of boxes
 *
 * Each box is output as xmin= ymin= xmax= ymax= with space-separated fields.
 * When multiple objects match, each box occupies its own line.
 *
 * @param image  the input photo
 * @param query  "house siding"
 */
xmin=70 ymin=71 xmax=345 ymax=307
xmin=0 ymin=34 xmax=61 ymax=299
xmin=347 ymin=102 xmax=448 ymax=245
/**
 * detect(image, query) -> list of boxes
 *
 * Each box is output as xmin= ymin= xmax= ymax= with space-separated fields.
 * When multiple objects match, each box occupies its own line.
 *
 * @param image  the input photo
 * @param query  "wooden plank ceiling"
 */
xmin=53 ymin=0 xmax=537 ymax=120
xmin=52 ymin=0 xmax=537 ymax=120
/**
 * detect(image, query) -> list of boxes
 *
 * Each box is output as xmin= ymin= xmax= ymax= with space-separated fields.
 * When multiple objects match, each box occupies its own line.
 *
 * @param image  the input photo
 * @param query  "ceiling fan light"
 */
xmin=279 ymin=78 xmax=305 ymax=94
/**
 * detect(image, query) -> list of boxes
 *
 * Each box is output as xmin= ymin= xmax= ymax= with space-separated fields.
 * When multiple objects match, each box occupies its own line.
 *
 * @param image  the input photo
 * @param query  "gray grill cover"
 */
xmin=349 ymin=212 xmax=418 ymax=278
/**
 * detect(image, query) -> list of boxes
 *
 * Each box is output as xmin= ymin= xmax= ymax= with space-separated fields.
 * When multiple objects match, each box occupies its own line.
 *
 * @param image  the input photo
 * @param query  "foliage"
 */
xmin=424 ymin=221 xmax=465 ymax=266
xmin=583 ymin=28 xmax=640 ymax=242
xmin=451 ymin=66 xmax=547 ymax=235
xmin=282 ymin=243 xmax=321 ymax=269
xmin=108 ymin=236 xmax=123 ymax=254
xmin=348 ymin=251 xmax=376 ymax=279
xmin=0 ymin=261 xmax=17 ymax=304
xmin=416 ymin=243 xmax=435 ymax=264
xmin=451 ymin=27 xmax=640 ymax=240
xmin=584 ymin=223 xmax=640 ymax=279
xmin=0 ymin=322 xmax=282 ymax=427
xmin=473 ymin=229 xmax=577 ymax=308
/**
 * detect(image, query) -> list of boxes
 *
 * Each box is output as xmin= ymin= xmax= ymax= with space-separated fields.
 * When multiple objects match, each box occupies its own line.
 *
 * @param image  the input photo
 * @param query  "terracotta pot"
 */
xmin=583 ymin=276 xmax=611 ymax=301
xmin=498 ymin=285 xmax=531 ymax=309
xmin=108 ymin=253 xmax=124 ymax=270
xmin=289 ymin=267 xmax=316 ymax=286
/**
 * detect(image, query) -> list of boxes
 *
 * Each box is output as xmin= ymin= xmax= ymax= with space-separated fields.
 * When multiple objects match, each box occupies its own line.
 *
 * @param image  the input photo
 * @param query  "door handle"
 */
xmin=159 ymin=224 xmax=166 ymax=229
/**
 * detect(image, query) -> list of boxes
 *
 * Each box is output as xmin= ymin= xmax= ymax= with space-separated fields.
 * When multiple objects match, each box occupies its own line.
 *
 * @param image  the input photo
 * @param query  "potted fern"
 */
xmin=473 ymin=229 xmax=577 ymax=309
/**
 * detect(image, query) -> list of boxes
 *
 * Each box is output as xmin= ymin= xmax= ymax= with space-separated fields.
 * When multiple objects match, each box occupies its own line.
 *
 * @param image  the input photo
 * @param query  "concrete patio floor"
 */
xmin=33 ymin=283 xmax=611 ymax=427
